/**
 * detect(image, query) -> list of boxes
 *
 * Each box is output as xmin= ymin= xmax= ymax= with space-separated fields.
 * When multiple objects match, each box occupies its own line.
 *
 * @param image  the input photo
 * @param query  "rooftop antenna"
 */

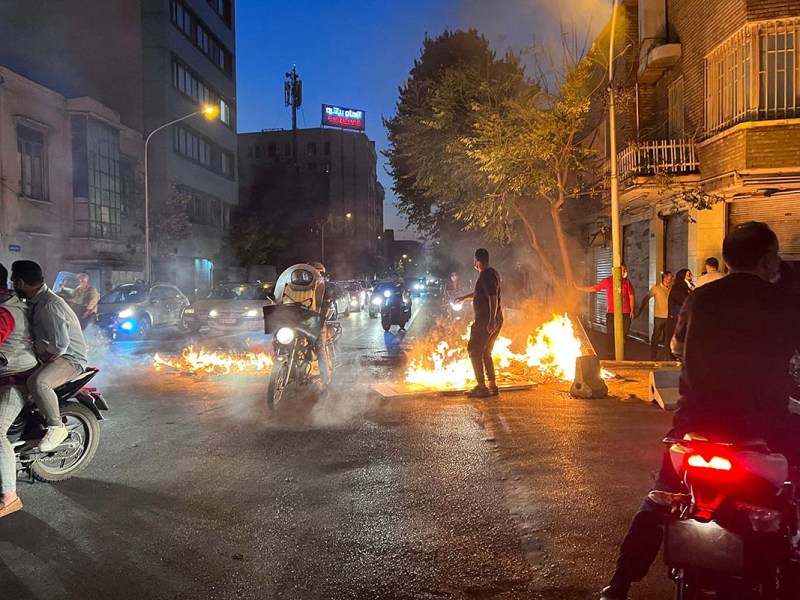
xmin=284 ymin=64 xmax=302 ymax=165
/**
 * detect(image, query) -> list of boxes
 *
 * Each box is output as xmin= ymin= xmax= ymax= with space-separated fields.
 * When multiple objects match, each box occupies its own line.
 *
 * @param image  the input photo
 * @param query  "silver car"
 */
xmin=183 ymin=282 xmax=275 ymax=333
xmin=96 ymin=283 xmax=189 ymax=339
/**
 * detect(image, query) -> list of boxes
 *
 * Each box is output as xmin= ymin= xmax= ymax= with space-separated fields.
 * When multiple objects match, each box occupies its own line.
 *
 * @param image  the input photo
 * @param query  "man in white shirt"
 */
xmin=694 ymin=257 xmax=725 ymax=288
xmin=635 ymin=271 xmax=673 ymax=360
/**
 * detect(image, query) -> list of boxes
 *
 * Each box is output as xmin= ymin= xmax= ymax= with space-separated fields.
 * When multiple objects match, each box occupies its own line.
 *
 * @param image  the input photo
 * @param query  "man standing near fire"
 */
xmin=453 ymin=248 xmax=503 ymax=398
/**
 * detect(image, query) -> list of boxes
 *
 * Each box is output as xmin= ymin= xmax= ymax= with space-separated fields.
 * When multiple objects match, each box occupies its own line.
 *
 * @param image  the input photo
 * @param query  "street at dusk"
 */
xmin=0 ymin=298 xmax=674 ymax=600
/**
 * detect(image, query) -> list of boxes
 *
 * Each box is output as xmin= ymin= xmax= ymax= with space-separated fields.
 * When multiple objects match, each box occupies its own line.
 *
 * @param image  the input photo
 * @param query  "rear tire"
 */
xmin=267 ymin=360 xmax=290 ymax=411
xmin=31 ymin=403 xmax=100 ymax=482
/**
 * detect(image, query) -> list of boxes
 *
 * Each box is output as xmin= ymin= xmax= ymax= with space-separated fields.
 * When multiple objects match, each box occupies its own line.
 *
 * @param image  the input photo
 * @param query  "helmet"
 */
xmin=309 ymin=261 xmax=326 ymax=274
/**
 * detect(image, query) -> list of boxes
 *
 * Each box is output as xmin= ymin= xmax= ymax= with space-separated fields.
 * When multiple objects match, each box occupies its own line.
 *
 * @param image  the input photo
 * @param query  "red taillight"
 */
xmin=687 ymin=454 xmax=732 ymax=471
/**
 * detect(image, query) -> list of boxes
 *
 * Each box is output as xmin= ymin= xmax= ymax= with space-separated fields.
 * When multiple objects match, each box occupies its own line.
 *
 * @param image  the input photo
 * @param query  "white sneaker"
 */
xmin=39 ymin=424 xmax=68 ymax=452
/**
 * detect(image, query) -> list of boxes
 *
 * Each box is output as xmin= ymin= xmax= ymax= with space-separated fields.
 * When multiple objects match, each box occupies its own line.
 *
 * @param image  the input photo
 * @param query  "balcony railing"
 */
xmin=617 ymin=139 xmax=699 ymax=182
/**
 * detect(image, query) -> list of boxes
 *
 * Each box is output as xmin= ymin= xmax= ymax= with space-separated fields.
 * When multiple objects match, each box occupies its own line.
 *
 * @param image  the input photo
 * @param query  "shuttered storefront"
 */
xmin=624 ymin=220 xmax=650 ymax=338
xmin=665 ymin=212 xmax=689 ymax=274
xmin=729 ymin=197 xmax=800 ymax=261
xmin=594 ymin=245 xmax=612 ymax=326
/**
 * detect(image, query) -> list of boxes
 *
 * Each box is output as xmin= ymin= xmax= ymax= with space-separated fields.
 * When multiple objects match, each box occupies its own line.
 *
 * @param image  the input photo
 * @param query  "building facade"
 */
xmin=238 ymin=127 xmax=385 ymax=277
xmin=0 ymin=0 xmax=237 ymax=297
xmin=578 ymin=0 xmax=800 ymax=341
xmin=0 ymin=67 xmax=145 ymax=289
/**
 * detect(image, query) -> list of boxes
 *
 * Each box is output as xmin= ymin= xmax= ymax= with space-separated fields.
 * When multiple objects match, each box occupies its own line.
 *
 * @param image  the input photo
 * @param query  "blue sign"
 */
xmin=322 ymin=104 xmax=365 ymax=131
xmin=8 ymin=245 xmax=20 ymax=252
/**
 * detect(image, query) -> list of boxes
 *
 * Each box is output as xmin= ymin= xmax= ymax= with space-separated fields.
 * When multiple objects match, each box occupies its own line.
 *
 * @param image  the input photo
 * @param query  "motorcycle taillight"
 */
xmin=687 ymin=454 xmax=733 ymax=471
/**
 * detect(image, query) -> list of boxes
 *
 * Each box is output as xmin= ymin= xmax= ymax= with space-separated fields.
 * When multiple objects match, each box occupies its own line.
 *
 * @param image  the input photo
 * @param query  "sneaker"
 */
xmin=488 ymin=384 xmax=500 ymax=396
xmin=464 ymin=385 xmax=491 ymax=398
xmin=39 ymin=424 xmax=68 ymax=452
xmin=599 ymin=585 xmax=629 ymax=600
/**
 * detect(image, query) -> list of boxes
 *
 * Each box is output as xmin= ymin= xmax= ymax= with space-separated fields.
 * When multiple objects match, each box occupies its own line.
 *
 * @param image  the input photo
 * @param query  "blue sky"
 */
xmin=235 ymin=0 xmax=611 ymax=239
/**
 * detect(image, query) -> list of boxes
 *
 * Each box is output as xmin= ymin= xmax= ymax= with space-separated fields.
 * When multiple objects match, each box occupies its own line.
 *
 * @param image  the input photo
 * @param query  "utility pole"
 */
xmin=608 ymin=0 xmax=625 ymax=360
xmin=284 ymin=65 xmax=302 ymax=165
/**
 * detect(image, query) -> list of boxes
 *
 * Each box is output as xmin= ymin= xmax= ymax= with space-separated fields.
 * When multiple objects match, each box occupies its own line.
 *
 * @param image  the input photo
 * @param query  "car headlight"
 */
xmin=384 ymin=290 xmax=392 ymax=298
xmin=117 ymin=308 xmax=134 ymax=319
xmin=275 ymin=327 xmax=295 ymax=345
xmin=208 ymin=309 xmax=218 ymax=318
xmin=371 ymin=297 xmax=382 ymax=305
xmin=245 ymin=309 xmax=259 ymax=317
xmin=184 ymin=308 xmax=195 ymax=314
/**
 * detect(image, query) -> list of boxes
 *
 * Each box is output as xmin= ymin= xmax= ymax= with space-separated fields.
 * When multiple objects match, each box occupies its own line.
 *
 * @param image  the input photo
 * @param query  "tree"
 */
xmin=149 ymin=184 xmax=192 ymax=257
xmin=225 ymin=219 xmax=285 ymax=268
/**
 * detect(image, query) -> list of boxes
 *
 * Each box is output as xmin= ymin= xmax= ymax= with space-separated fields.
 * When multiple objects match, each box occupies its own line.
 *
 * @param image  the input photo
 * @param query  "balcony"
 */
xmin=617 ymin=139 xmax=699 ymax=183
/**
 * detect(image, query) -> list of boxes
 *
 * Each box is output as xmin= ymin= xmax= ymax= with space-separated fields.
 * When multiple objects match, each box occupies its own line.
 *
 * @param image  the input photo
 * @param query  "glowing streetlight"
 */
xmin=345 ymin=213 xmax=352 ymax=219
xmin=143 ymin=103 xmax=218 ymax=282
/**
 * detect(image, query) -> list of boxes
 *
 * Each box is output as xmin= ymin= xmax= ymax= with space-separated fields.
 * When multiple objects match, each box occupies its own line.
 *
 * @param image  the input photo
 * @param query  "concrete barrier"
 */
xmin=649 ymin=367 xmax=681 ymax=411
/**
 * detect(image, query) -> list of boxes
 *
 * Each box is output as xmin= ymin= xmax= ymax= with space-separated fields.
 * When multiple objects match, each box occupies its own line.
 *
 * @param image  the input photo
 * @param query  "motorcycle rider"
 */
xmin=0 ymin=263 xmax=38 ymax=518
xmin=274 ymin=262 xmax=334 ymax=385
xmin=442 ymin=271 xmax=464 ymax=307
xmin=599 ymin=221 xmax=800 ymax=600
xmin=66 ymin=273 xmax=100 ymax=330
xmin=11 ymin=260 xmax=88 ymax=453
xmin=389 ymin=272 xmax=411 ymax=332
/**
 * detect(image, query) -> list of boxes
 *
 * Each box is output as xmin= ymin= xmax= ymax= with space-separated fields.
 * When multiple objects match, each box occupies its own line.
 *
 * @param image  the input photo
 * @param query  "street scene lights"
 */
xmin=143 ymin=103 xmax=219 ymax=283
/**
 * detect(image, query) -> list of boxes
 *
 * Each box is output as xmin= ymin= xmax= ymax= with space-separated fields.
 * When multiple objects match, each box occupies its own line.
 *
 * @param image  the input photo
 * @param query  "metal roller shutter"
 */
xmin=729 ymin=197 xmax=800 ymax=260
xmin=594 ymin=245 xmax=612 ymax=326
xmin=665 ymin=212 xmax=689 ymax=275
xmin=624 ymin=220 xmax=650 ymax=338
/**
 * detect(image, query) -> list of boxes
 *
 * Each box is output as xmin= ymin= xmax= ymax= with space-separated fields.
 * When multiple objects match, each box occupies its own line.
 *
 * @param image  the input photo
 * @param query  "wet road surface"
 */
xmin=0 ymin=297 xmax=675 ymax=599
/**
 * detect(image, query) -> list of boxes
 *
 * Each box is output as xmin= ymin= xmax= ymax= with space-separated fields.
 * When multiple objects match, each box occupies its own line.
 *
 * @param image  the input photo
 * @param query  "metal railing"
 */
xmin=617 ymin=139 xmax=699 ymax=182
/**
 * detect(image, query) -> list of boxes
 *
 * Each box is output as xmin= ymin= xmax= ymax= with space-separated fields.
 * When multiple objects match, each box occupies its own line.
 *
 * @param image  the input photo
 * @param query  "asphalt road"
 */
xmin=0 ymin=296 xmax=676 ymax=600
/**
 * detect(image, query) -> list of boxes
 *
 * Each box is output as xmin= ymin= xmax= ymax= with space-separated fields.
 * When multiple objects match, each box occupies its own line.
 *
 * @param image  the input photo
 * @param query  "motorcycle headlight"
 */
xmin=117 ymin=308 xmax=134 ymax=319
xmin=244 ymin=309 xmax=259 ymax=317
xmin=184 ymin=308 xmax=195 ymax=314
xmin=371 ymin=297 xmax=382 ymax=305
xmin=276 ymin=327 xmax=295 ymax=345
xmin=208 ymin=309 xmax=218 ymax=318
xmin=383 ymin=290 xmax=392 ymax=298
xmin=450 ymin=302 xmax=463 ymax=312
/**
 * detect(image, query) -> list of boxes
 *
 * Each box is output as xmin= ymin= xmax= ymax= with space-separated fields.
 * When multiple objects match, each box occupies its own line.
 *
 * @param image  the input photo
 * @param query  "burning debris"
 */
xmin=405 ymin=313 xmax=611 ymax=390
xmin=153 ymin=345 xmax=273 ymax=375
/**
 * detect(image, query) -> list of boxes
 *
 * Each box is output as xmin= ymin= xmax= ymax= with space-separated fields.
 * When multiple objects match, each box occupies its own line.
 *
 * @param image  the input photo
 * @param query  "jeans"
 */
xmin=605 ymin=313 xmax=631 ymax=359
xmin=665 ymin=317 xmax=678 ymax=359
xmin=27 ymin=358 xmax=82 ymax=427
xmin=0 ymin=386 xmax=26 ymax=494
xmin=467 ymin=319 xmax=502 ymax=387
xmin=650 ymin=317 xmax=668 ymax=360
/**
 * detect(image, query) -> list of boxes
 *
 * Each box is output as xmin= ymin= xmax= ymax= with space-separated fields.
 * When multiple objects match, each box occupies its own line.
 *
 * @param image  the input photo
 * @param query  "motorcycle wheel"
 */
xmin=31 ymin=403 xmax=101 ymax=483
xmin=267 ymin=360 xmax=290 ymax=411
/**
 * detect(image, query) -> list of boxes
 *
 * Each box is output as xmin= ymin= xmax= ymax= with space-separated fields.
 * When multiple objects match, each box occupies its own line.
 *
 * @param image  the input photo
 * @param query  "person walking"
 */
xmin=453 ymin=248 xmax=503 ymax=398
xmin=11 ymin=260 xmax=87 ymax=452
xmin=575 ymin=265 xmax=636 ymax=359
xmin=665 ymin=268 xmax=693 ymax=359
xmin=0 ymin=263 xmax=38 ymax=518
xmin=694 ymin=257 xmax=724 ymax=288
xmin=635 ymin=271 xmax=673 ymax=360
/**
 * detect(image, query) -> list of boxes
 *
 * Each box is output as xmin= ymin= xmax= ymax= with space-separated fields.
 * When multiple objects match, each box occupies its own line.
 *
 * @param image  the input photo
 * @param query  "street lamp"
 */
xmin=607 ymin=0 xmax=625 ymax=360
xmin=143 ymin=103 xmax=218 ymax=282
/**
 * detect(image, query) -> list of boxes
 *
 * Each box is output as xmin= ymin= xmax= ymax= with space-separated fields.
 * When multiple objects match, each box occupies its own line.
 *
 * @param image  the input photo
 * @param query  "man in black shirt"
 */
xmin=454 ymin=248 xmax=502 ymax=398
xmin=599 ymin=221 xmax=800 ymax=600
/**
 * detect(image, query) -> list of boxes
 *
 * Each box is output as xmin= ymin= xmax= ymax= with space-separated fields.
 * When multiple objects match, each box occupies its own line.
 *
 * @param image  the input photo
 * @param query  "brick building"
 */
xmin=577 ymin=0 xmax=800 ymax=341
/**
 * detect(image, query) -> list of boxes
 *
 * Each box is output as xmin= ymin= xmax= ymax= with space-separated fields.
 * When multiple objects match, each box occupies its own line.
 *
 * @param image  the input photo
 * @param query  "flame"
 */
xmin=153 ymin=345 xmax=273 ymax=375
xmin=406 ymin=313 xmax=611 ymax=389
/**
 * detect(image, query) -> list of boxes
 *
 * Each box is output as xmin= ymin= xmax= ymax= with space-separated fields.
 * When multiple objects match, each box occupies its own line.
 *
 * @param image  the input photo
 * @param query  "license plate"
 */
xmin=219 ymin=318 xmax=237 ymax=324
xmin=664 ymin=518 xmax=744 ymax=574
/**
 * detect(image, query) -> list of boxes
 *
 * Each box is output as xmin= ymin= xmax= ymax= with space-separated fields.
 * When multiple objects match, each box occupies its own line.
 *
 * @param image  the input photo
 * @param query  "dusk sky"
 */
xmin=235 ymin=0 xmax=611 ymax=240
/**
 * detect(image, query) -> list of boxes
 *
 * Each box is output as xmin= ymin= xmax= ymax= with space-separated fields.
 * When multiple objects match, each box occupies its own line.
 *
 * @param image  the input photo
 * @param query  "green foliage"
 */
xmin=655 ymin=173 xmax=725 ymax=222
xmin=225 ymin=220 xmax=284 ymax=268
xmin=151 ymin=185 xmax=192 ymax=255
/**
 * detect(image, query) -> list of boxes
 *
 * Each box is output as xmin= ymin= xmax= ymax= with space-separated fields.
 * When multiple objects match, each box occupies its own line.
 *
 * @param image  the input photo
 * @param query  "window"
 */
xmin=307 ymin=141 xmax=317 ymax=156
xmin=668 ymin=77 xmax=685 ymax=139
xmin=268 ymin=144 xmax=276 ymax=157
xmin=207 ymin=0 xmax=232 ymax=27
xmin=324 ymin=141 xmax=330 ymax=155
xmin=173 ymin=125 xmax=234 ymax=179
xmin=284 ymin=143 xmax=291 ymax=156
xmin=706 ymin=18 xmax=800 ymax=134
xmin=120 ymin=157 xmax=135 ymax=216
xmin=171 ymin=57 xmax=234 ymax=127
xmin=186 ymin=192 xmax=222 ymax=228
xmin=17 ymin=124 xmax=47 ymax=200
xmin=170 ymin=0 xmax=233 ymax=76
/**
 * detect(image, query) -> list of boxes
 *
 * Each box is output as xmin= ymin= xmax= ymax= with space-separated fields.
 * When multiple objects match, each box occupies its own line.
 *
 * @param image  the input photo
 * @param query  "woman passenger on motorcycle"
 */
xmin=0 ymin=263 xmax=38 ymax=518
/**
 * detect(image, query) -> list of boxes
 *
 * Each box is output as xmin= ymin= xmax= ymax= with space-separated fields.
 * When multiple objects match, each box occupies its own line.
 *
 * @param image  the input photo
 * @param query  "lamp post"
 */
xmin=608 ymin=0 xmax=625 ymax=360
xmin=143 ymin=104 xmax=218 ymax=283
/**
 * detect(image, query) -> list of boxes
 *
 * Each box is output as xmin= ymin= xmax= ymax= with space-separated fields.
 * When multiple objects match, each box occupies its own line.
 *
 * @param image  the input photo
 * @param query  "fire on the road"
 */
xmin=153 ymin=345 xmax=273 ymax=375
xmin=406 ymin=313 xmax=608 ymax=389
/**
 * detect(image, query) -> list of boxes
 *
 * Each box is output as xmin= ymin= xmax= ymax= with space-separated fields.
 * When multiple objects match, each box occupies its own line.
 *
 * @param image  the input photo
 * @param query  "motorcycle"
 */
xmin=443 ymin=300 xmax=465 ymax=322
xmin=657 ymin=434 xmax=800 ymax=598
xmin=10 ymin=367 xmax=109 ymax=483
xmin=379 ymin=288 xmax=411 ymax=332
xmin=263 ymin=304 xmax=340 ymax=410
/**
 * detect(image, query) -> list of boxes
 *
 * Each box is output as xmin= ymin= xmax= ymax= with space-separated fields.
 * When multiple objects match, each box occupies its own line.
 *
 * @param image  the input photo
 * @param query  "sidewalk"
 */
xmin=585 ymin=326 xmax=667 ymax=362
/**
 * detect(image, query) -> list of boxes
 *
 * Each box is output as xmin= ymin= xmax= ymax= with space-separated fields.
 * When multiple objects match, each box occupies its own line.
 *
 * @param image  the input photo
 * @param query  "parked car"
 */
xmin=96 ymin=283 xmax=189 ymax=340
xmin=342 ymin=281 xmax=366 ymax=312
xmin=183 ymin=282 xmax=275 ymax=333
xmin=329 ymin=282 xmax=351 ymax=319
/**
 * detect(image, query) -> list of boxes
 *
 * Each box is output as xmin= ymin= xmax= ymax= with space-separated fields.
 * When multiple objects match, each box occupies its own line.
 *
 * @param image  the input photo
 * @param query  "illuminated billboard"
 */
xmin=321 ymin=104 xmax=365 ymax=131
